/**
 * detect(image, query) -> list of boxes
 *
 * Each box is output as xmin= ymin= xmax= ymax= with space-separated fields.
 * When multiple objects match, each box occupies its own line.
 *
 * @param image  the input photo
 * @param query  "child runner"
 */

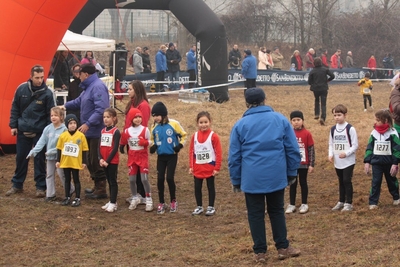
xmin=27 ymin=107 xmax=74 ymax=202
xmin=189 ymin=111 xmax=222 ymax=216
xmin=120 ymin=108 xmax=153 ymax=212
xmin=285 ymin=110 xmax=315 ymax=214
xmin=358 ymin=72 xmax=373 ymax=112
xmin=99 ymin=108 xmax=121 ymax=213
xmin=150 ymin=102 xmax=187 ymax=214
xmin=364 ymin=109 xmax=400 ymax=209
xmin=56 ymin=114 xmax=89 ymax=207
xmin=329 ymin=104 xmax=359 ymax=212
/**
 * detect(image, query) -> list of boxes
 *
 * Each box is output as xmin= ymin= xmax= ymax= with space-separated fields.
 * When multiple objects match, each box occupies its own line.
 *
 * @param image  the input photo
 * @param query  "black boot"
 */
xmin=84 ymin=178 xmax=96 ymax=194
xmin=86 ymin=180 xmax=108 ymax=199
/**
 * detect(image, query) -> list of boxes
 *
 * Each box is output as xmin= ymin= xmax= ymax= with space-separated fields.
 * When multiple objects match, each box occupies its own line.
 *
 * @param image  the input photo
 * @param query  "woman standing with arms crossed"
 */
xmin=124 ymin=80 xmax=151 ymax=204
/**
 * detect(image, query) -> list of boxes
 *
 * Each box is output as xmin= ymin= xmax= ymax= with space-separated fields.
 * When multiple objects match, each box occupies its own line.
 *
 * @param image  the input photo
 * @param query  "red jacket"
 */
xmin=124 ymin=100 xmax=151 ymax=129
xmin=189 ymin=129 xmax=222 ymax=178
xmin=367 ymin=57 xmax=377 ymax=70
xmin=330 ymin=54 xmax=342 ymax=69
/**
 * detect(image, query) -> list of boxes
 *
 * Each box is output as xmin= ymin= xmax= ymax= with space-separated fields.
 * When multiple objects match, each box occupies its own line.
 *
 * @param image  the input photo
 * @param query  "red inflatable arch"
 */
xmin=0 ymin=0 xmax=86 ymax=147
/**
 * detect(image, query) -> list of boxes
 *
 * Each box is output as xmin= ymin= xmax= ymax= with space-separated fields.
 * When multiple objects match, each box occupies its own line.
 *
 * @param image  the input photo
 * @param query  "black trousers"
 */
xmin=188 ymin=69 xmax=196 ymax=88
xmin=157 ymin=154 xmax=177 ymax=203
xmin=335 ymin=164 xmax=354 ymax=204
xmin=156 ymin=71 xmax=165 ymax=92
xmin=64 ymin=168 xmax=80 ymax=198
xmin=194 ymin=176 xmax=215 ymax=207
xmin=104 ymin=164 xmax=118 ymax=204
xmin=289 ymin=169 xmax=308 ymax=205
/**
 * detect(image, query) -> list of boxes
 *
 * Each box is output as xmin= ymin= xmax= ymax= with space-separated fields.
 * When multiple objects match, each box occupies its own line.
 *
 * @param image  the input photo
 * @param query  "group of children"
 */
xmin=25 ymin=72 xmax=400 ymax=214
xmin=287 ymin=103 xmax=400 ymax=214
xmin=27 ymin=101 xmax=222 ymax=216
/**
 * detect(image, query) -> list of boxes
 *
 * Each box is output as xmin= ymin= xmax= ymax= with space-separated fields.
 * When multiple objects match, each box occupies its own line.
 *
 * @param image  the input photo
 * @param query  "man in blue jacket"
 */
xmin=186 ymin=44 xmax=197 ymax=88
xmin=7 ymin=65 xmax=55 ymax=197
xmin=228 ymin=88 xmax=301 ymax=263
xmin=241 ymin=49 xmax=257 ymax=91
xmin=155 ymin=44 xmax=167 ymax=92
xmin=63 ymin=63 xmax=110 ymax=199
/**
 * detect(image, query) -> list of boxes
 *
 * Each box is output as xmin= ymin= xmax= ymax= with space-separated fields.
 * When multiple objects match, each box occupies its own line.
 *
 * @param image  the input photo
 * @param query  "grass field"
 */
xmin=1 ymin=82 xmax=400 ymax=266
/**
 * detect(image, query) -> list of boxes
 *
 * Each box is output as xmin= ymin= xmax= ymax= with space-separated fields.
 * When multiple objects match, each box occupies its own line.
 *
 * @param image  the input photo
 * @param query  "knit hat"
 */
xmin=244 ymin=49 xmax=251 ymax=55
xmin=151 ymin=102 xmax=168 ymax=116
xmin=129 ymin=108 xmax=142 ymax=118
xmin=168 ymin=42 xmax=175 ymax=48
xmin=65 ymin=114 xmax=79 ymax=128
xmin=364 ymin=72 xmax=371 ymax=78
xmin=245 ymin=88 xmax=265 ymax=105
xmin=143 ymin=46 xmax=149 ymax=51
xmin=290 ymin=110 xmax=304 ymax=120
xmin=80 ymin=63 xmax=96 ymax=74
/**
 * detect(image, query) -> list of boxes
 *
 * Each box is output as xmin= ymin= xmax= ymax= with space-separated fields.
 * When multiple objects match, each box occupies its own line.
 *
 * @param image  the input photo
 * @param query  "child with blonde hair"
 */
xmin=27 ymin=107 xmax=74 ymax=201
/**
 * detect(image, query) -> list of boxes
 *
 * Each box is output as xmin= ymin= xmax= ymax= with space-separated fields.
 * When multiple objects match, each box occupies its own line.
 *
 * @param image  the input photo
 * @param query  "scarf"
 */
xmin=374 ymin=123 xmax=390 ymax=134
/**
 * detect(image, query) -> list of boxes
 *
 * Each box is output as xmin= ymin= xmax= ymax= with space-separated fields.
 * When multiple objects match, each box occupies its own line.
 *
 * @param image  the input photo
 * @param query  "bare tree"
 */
xmin=310 ymin=0 xmax=339 ymax=48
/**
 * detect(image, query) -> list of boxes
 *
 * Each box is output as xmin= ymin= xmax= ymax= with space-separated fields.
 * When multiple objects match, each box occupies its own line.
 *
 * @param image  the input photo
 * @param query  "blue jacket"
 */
xmin=186 ymin=49 xmax=196 ymax=71
xmin=9 ymin=80 xmax=55 ymax=133
xmin=150 ymin=119 xmax=187 ymax=155
xmin=64 ymin=74 xmax=109 ymax=138
xmin=156 ymin=50 xmax=167 ymax=72
xmin=241 ymin=55 xmax=257 ymax=79
xmin=27 ymin=123 xmax=67 ymax=160
xmin=229 ymin=105 xmax=300 ymax=193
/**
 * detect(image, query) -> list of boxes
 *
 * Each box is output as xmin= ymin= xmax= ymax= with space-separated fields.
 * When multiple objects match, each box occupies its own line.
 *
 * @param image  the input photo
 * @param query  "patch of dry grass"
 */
xmin=2 ymin=82 xmax=400 ymax=266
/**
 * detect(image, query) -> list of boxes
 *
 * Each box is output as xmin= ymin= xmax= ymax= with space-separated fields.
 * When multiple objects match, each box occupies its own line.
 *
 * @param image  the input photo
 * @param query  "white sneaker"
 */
xmin=299 ymin=204 xmax=309 ymax=214
xmin=370 ymin=106 xmax=374 ymax=110
xmin=369 ymin=204 xmax=378 ymax=210
xmin=393 ymin=199 xmax=400 ymax=205
xmin=192 ymin=206 xmax=204 ymax=215
xmin=205 ymin=206 xmax=215 ymax=216
xmin=105 ymin=203 xmax=117 ymax=212
xmin=364 ymin=109 xmax=367 ymax=112
xmin=126 ymin=195 xmax=133 ymax=204
xmin=137 ymin=194 xmax=146 ymax=205
xmin=341 ymin=203 xmax=353 ymax=212
xmin=102 ymin=201 xmax=110 ymax=210
xmin=332 ymin=202 xmax=344 ymax=211
xmin=285 ymin=204 xmax=296 ymax=214
xmin=129 ymin=197 xmax=140 ymax=210
xmin=145 ymin=197 xmax=154 ymax=212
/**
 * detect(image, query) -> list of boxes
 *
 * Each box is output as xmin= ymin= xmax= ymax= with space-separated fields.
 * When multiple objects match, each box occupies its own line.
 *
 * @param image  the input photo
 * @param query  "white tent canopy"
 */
xmin=57 ymin=30 xmax=115 ymax=51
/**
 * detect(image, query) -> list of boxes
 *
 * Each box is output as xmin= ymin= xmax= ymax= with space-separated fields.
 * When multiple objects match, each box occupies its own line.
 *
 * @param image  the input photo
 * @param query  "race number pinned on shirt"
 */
xmin=101 ymin=133 xmax=113 ymax=147
xmin=373 ymin=140 xmax=391 ymax=155
xmin=363 ymin=88 xmax=371 ymax=94
xmin=195 ymin=148 xmax=212 ymax=164
xmin=299 ymin=147 xmax=306 ymax=162
xmin=333 ymin=134 xmax=348 ymax=155
xmin=62 ymin=143 xmax=79 ymax=157
xmin=128 ymin=137 xmax=143 ymax=150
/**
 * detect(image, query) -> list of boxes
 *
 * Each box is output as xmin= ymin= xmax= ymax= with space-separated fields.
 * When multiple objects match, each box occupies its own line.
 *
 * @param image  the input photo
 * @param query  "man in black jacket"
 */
xmin=7 ymin=65 xmax=55 ymax=197
xmin=228 ymin=44 xmax=241 ymax=69
xmin=141 ymin=47 xmax=152 ymax=73
xmin=308 ymin=57 xmax=335 ymax=125
xmin=166 ymin=43 xmax=182 ymax=90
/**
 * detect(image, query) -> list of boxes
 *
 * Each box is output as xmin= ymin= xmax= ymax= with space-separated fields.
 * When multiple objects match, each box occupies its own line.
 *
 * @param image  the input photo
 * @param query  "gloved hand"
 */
xmin=390 ymin=164 xmax=399 ymax=177
xmin=369 ymin=86 xmax=373 ymax=90
xmin=138 ymin=136 xmax=148 ymax=147
xmin=150 ymin=144 xmax=157 ymax=154
xmin=364 ymin=163 xmax=370 ymax=174
xmin=360 ymin=80 xmax=365 ymax=84
xmin=287 ymin=176 xmax=297 ymax=186
xmin=173 ymin=143 xmax=183 ymax=153
xmin=232 ymin=184 xmax=241 ymax=193
xmin=119 ymin=145 xmax=125 ymax=154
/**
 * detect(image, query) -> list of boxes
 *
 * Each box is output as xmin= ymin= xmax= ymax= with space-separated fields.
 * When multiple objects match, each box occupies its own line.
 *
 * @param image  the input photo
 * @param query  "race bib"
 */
xmin=62 ymin=143 xmax=79 ymax=157
xmin=100 ymin=133 xmax=113 ymax=147
xmin=373 ymin=140 xmax=391 ymax=156
xmin=300 ymin=147 xmax=306 ymax=162
xmin=363 ymin=88 xmax=371 ymax=94
xmin=128 ymin=137 xmax=143 ymax=150
xmin=333 ymin=135 xmax=349 ymax=155
xmin=195 ymin=149 xmax=212 ymax=164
